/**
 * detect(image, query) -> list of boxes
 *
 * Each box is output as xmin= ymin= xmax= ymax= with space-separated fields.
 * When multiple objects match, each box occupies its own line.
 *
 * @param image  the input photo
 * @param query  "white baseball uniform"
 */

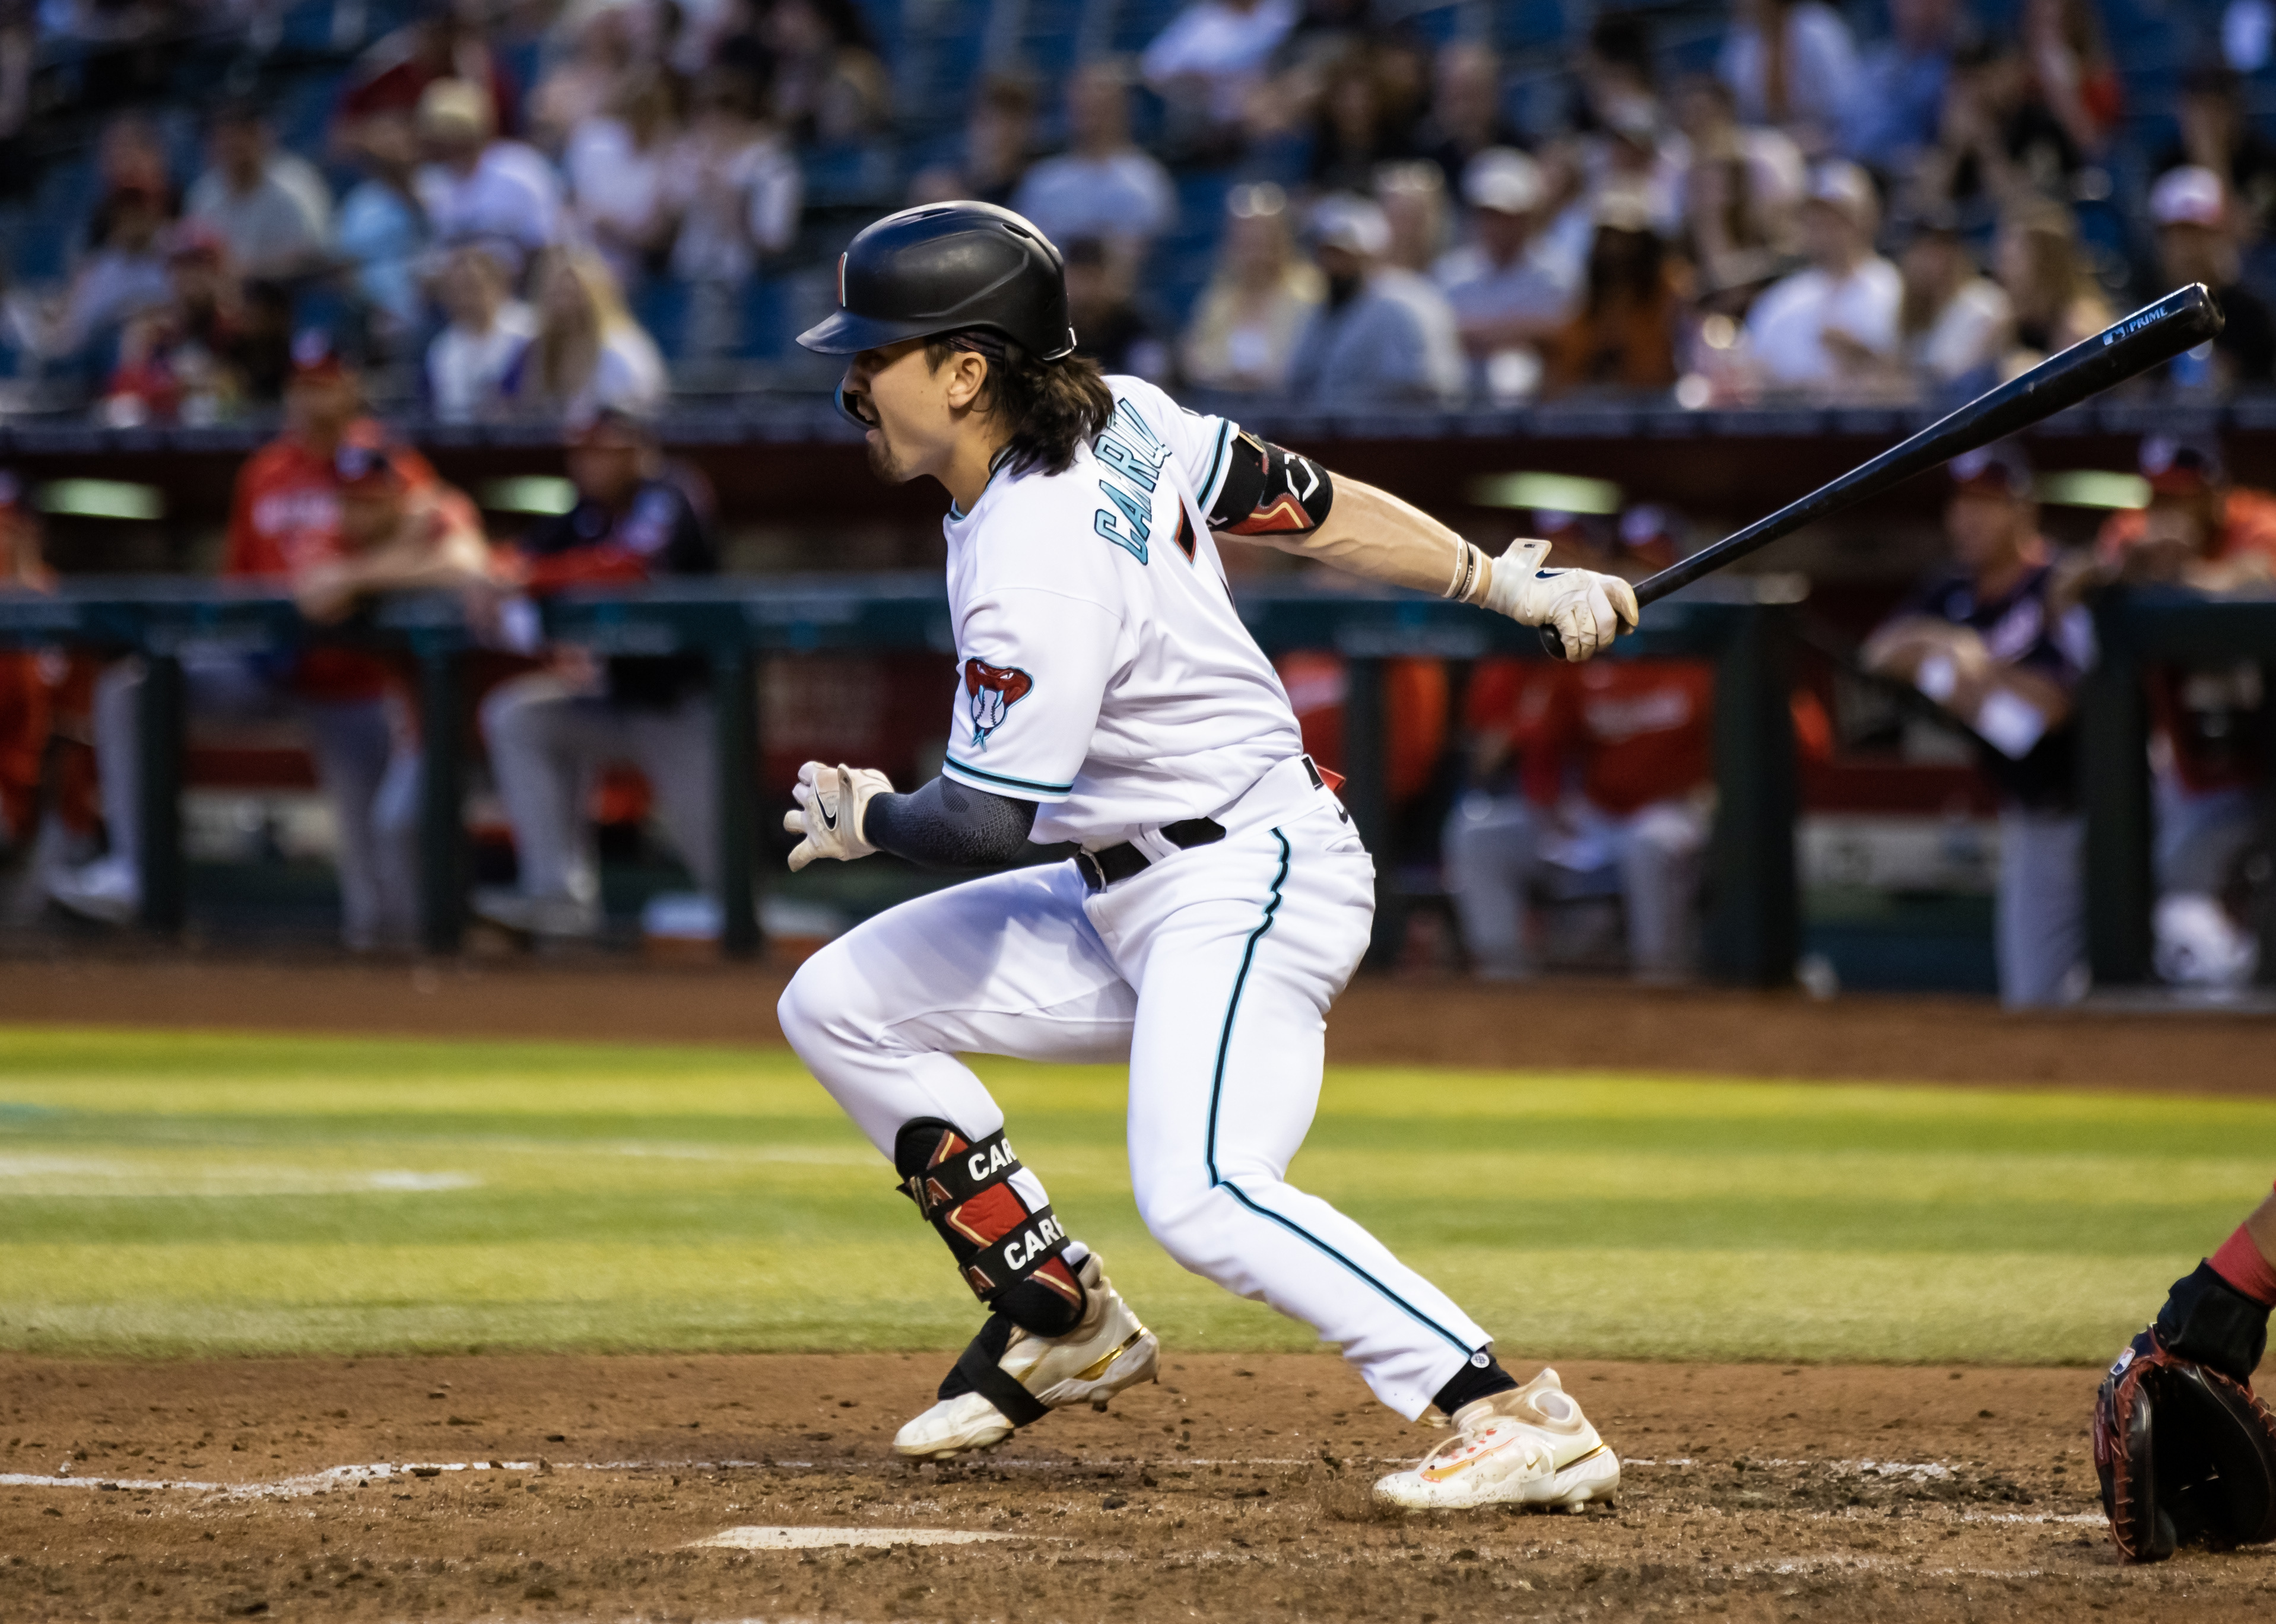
xmin=779 ymin=377 xmax=1494 ymax=1418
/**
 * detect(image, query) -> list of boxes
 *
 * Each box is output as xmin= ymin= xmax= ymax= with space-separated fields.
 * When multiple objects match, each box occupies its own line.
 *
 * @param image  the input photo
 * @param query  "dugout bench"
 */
xmin=0 ymin=576 xmax=1810 ymax=983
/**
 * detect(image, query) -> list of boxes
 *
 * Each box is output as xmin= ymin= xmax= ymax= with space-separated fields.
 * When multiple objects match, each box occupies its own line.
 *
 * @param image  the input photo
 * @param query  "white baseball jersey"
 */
xmin=938 ymin=376 xmax=1304 ymax=846
xmin=782 ymin=373 xmax=1503 ymax=1425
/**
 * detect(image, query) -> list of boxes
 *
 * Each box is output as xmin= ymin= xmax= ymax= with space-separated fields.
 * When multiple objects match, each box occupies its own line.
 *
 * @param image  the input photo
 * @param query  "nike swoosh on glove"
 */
xmin=784 ymin=761 xmax=894 ymax=871
xmin=1481 ymin=539 xmax=1641 ymax=662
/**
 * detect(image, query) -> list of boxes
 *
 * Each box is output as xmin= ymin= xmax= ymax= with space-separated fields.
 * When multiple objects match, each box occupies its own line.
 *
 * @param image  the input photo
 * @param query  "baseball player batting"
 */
xmin=775 ymin=201 xmax=1638 ymax=1512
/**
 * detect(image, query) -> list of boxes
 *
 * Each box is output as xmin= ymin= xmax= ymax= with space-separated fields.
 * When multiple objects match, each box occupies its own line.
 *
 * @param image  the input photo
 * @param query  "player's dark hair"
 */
xmin=925 ymin=334 xmax=1115 ymax=478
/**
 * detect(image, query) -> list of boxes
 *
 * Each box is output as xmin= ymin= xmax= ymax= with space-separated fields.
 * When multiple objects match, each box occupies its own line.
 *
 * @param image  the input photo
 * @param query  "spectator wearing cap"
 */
xmin=2091 ymin=433 xmax=2276 ymax=985
xmin=512 ymin=249 xmax=668 ymax=426
xmin=335 ymin=7 xmax=519 ymax=159
xmin=1412 ymin=41 xmax=1525 ymax=196
xmin=475 ymin=412 xmax=720 ymax=940
xmin=1010 ymin=61 xmax=1176 ymax=290
xmin=1742 ymin=160 xmax=1901 ymax=396
xmin=2149 ymin=166 xmax=2276 ymax=387
xmin=1180 ymin=182 xmax=1325 ymax=392
xmin=1434 ymin=148 xmax=1583 ymax=397
xmin=2156 ymin=65 xmax=2276 ymax=249
xmin=1141 ymin=0 xmax=1300 ymax=155
xmin=1718 ymin=0 xmax=1862 ymax=158
xmin=427 ymin=244 xmax=536 ymax=422
xmin=49 ymin=345 xmax=493 ymax=951
xmin=1864 ymin=443 xmax=2093 ymax=1007
xmin=1286 ymin=193 xmax=1465 ymax=408
xmin=1896 ymin=212 xmax=2011 ymax=393
xmin=414 ymin=78 xmax=563 ymax=275
xmin=101 ymin=224 xmax=255 ymax=426
xmin=185 ymin=104 xmax=331 ymax=283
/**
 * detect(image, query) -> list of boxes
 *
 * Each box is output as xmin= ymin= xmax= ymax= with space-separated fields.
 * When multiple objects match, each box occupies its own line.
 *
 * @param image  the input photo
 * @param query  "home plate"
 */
xmin=690 ymin=1526 xmax=1022 ymax=1550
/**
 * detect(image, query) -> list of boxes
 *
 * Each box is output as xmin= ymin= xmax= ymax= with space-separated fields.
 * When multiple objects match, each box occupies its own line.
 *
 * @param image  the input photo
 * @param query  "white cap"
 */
xmin=2151 ymin=164 xmax=2226 ymax=228
xmin=1310 ymin=193 xmax=1392 ymax=257
xmin=1805 ymin=160 xmax=1878 ymax=231
xmin=1462 ymin=147 xmax=1544 ymax=216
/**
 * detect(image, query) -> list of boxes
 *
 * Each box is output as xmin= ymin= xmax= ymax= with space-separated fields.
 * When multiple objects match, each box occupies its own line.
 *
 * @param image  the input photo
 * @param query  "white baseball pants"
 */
xmin=1443 ymin=790 xmax=1707 ymax=980
xmin=480 ymin=672 xmax=719 ymax=904
xmin=93 ymin=653 xmax=420 ymax=948
xmin=777 ymin=763 xmax=1491 ymax=1418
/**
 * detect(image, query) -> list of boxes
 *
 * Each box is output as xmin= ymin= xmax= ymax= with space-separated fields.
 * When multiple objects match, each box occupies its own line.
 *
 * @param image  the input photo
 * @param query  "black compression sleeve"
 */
xmin=865 ymin=776 xmax=1040 ymax=870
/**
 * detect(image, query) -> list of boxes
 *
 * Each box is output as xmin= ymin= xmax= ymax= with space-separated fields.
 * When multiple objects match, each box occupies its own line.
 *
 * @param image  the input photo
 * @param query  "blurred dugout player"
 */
xmin=0 ymin=476 xmax=103 ymax=880
xmin=473 ymin=411 xmax=720 ymax=940
xmin=1445 ymin=654 xmax=1714 ymax=981
xmin=1443 ymin=509 xmax=1713 ymax=981
xmin=2094 ymin=433 xmax=2275 ymax=986
xmin=48 ymin=343 xmax=490 ymax=947
xmin=1865 ymin=444 xmax=2093 ymax=1008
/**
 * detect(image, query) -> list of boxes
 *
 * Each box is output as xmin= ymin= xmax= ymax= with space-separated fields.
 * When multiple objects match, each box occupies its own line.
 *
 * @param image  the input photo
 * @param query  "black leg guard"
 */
xmin=893 ymin=1118 xmax=1085 ymax=1337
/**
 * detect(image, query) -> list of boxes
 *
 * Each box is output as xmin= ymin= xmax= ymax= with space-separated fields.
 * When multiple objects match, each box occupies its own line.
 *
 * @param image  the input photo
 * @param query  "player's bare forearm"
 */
xmin=1250 ymin=476 xmax=1475 ymax=596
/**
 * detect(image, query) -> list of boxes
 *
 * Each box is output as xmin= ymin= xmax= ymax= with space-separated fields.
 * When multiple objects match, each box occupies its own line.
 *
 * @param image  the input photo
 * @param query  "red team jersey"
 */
xmin=1467 ymin=658 xmax=1714 ymax=815
xmin=2097 ymin=489 xmax=2276 ymax=796
xmin=224 ymin=426 xmax=440 ymax=703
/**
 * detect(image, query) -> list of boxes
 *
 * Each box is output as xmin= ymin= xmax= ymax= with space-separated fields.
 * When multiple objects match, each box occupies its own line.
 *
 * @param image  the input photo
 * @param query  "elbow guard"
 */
xmin=1208 ymin=430 xmax=1334 ymax=535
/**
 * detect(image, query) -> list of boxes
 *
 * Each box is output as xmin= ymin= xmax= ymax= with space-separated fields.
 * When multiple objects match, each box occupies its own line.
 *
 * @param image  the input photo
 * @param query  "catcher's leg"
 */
xmin=777 ymin=862 xmax=1157 ymax=1459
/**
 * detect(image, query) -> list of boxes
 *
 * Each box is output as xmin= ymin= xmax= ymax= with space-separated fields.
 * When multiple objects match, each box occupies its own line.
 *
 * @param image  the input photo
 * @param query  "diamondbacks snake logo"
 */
xmin=963 ymin=658 xmax=1033 ymax=748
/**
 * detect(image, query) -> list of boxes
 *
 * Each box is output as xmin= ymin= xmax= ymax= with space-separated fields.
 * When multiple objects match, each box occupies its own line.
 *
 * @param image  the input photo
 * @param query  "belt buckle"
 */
xmin=1075 ymin=849 xmax=1107 ymax=891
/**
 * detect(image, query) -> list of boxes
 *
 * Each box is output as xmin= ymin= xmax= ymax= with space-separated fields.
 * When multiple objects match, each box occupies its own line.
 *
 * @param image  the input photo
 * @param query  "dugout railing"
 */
xmin=1 ymin=578 xmax=2262 ymax=990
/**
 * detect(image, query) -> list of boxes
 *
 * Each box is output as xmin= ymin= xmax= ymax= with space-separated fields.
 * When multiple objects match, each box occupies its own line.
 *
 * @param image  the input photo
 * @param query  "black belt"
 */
xmin=1075 ymin=818 xmax=1225 ymax=891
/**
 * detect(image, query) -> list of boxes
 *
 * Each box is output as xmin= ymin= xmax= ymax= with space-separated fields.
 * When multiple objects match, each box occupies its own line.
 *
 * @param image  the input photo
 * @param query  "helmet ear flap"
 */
xmin=835 ymin=379 xmax=878 ymax=430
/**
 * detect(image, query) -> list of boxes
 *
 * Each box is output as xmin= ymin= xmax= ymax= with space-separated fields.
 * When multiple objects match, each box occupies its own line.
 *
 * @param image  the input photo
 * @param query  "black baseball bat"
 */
xmin=1537 ymin=282 xmax=2226 ymax=657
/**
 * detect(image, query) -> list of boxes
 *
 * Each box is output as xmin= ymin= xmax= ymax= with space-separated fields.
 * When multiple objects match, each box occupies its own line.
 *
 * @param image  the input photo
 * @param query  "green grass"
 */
xmin=0 ymin=1026 xmax=2269 ymax=1365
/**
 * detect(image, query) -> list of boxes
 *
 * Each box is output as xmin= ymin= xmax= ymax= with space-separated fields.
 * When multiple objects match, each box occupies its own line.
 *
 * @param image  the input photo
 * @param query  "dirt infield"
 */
xmin=1 ymin=951 xmax=2273 ymax=1092
xmin=5 ymin=1351 xmax=2274 ymax=1623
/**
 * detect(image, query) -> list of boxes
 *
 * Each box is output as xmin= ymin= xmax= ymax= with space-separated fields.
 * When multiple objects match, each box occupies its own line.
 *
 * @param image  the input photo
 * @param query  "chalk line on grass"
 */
xmin=688 ymin=1526 xmax=1026 ymax=1550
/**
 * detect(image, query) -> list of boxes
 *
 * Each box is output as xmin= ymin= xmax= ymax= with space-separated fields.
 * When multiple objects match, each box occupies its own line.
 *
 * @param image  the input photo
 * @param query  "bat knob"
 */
xmin=1536 ymin=624 xmax=1568 ymax=660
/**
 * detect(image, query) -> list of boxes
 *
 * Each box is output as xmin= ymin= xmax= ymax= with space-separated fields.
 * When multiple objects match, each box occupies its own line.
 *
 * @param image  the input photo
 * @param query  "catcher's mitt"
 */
xmin=2095 ymin=1266 xmax=2276 ymax=1563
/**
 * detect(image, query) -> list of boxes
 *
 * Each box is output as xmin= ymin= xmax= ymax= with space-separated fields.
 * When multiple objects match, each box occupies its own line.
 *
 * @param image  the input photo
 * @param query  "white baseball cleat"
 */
xmin=894 ymin=1253 xmax=1158 ymax=1461
xmin=1372 ymin=1368 xmax=1620 ymax=1511
xmin=470 ymin=887 xmax=602 ymax=939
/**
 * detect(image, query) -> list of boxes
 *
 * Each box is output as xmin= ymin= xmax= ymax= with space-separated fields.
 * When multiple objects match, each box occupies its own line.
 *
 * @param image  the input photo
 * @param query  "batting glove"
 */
xmin=1483 ymin=539 xmax=1640 ymax=662
xmin=784 ymin=761 xmax=893 ymax=872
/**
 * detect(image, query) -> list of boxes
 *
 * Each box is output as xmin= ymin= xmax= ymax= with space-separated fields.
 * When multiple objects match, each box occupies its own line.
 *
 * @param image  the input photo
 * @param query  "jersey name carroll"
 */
xmin=1090 ymin=399 xmax=1173 ymax=563
xmin=939 ymin=376 xmax=1304 ymax=847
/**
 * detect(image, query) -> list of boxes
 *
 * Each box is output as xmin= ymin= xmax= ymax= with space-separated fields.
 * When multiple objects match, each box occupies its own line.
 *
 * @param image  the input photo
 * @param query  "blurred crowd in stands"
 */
xmin=7 ymin=0 xmax=2276 ymax=419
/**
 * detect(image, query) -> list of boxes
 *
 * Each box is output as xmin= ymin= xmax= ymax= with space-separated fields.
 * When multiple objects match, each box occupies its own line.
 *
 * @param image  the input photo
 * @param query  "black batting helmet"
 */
xmin=796 ymin=202 xmax=1076 ymax=360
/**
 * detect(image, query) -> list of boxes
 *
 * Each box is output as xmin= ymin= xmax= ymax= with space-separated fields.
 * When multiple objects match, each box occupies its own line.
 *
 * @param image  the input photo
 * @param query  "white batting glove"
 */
xmin=1482 ymin=539 xmax=1640 ymax=662
xmin=783 ymin=761 xmax=894 ymax=872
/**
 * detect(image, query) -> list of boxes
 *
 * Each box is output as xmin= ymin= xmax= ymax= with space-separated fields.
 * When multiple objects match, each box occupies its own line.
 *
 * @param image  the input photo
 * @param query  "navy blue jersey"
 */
xmin=1890 ymin=559 xmax=2093 ymax=810
xmin=519 ymin=479 xmax=717 ymax=705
